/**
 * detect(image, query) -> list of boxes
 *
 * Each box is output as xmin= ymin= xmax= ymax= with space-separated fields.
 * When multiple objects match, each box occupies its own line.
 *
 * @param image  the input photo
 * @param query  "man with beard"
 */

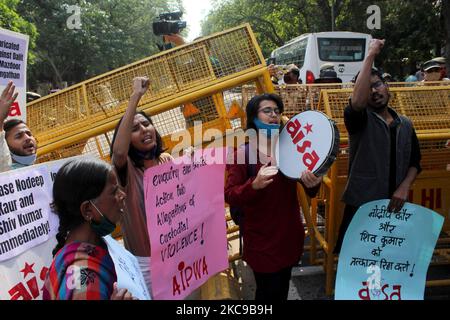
xmin=333 ymin=39 xmax=422 ymax=253
xmin=0 ymin=81 xmax=38 ymax=172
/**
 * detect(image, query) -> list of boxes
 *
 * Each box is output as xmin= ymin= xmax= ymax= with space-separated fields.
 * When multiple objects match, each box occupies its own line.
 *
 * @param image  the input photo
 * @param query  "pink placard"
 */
xmin=144 ymin=148 xmax=228 ymax=299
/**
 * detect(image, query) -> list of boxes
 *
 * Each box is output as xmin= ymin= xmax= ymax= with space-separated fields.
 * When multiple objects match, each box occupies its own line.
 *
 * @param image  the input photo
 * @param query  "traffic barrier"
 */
xmin=27 ymin=24 xmax=274 ymax=162
xmin=307 ymin=84 xmax=450 ymax=295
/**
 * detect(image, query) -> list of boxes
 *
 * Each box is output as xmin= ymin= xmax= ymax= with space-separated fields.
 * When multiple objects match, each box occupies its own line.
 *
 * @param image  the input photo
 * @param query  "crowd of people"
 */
xmin=2 ymin=36 xmax=449 ymax=300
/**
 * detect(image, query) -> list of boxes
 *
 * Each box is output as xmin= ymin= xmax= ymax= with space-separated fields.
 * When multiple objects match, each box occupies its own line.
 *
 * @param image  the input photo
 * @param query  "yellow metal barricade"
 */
xmin=25 ymin=24 xmax=277 ymax=300
xmin=25 ymin=22 xmax=450 ymax=298
xmin=306 ymin=84 xmax=450 ymax=296
xmin=27 ymin=24 xmax=274 ymax=162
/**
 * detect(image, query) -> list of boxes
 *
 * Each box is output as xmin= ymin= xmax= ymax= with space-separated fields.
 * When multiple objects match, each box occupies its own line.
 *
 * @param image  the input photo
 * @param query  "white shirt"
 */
xmin=0 ymin=130 xmax=13 ymax=173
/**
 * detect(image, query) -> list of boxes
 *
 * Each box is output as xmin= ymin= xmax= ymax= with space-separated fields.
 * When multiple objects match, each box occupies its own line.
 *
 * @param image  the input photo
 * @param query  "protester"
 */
xmin=405 ymin=71 xmax=418 ymax=83
xmin=268 ymin=64 xmax=302 ymax=85
xmin=432 ymin=57 xmax=449 ymax=80
xmin=320 ymin=62 xmax=335 ymax=72
xmin=382 ymin=73 xmax=393 ymax=82
xmin=334 ymin=39 xmax=421 ymax=253
xmin=0 ymin=81 xmax=37 ymax=172
xmin=110 ymin=77 xmax=173 ymax=293
xmin=225 ymin=93 xmax=322 ymax=301
xmin=43 ymin=158 xmax=135 ymax=300
xmin=283 ymin=64 xmax=302 ymax=84
xmin=314 ymin=68 xmax=343 ymax=84
xmin=422 ymin=59 xmax=445 ymax=82
xmin=415 ymin=65 xmax=424 ymax=82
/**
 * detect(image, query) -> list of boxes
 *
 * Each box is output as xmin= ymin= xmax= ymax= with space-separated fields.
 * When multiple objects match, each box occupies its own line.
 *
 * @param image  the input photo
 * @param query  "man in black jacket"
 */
xmin=334 ymin=39 xmax=422 ymax=253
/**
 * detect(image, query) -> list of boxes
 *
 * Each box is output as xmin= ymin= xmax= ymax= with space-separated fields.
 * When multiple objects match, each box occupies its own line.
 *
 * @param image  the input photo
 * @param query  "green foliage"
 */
xmin=0 ymin=0 xmax=38 ymax=64
xmin=202 ymin=0 xmax=446 ymax=79
xmin=16 ymin=0 xmax=184 ymax=88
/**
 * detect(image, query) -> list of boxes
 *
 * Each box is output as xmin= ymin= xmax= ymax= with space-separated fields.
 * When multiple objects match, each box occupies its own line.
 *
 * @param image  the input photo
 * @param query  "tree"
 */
xmin=441 ymin=0 xmax=450 ymax=74
xmin=0 ymin=0 xmax=38 ymax=65
xmin=201 ymin=0 xmax=354 ymax=57
xmin=202 ymin=0 xmax=446 ymax=79
xmin=17 ymin=0 xmax=183 ymax=89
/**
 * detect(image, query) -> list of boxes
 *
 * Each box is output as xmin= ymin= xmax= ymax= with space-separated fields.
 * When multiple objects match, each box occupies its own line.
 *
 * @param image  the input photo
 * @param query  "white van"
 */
xmin=269 ymin=31 xmax=372 ymax=83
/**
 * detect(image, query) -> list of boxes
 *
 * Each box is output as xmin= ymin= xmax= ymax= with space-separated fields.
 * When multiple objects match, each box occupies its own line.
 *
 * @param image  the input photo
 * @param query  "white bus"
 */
xmin=269 ymin=31 xmax=373 ymax=83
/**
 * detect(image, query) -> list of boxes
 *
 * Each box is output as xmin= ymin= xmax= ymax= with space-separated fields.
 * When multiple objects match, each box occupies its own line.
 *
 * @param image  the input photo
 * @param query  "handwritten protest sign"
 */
xmin=0 ymin=28 xmax=29 ymax=122
xmin=335 ymin=200 xmax=444 ymax=300
xmin=103 ymin=235 xmax=151 ymax=300
xmin=144 ymin=148 xmax=228 ymax=300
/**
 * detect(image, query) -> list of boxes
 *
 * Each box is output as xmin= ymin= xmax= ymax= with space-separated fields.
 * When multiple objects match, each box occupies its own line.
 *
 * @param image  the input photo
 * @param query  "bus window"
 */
xmin=274 ymin=38 xmax=308 ymax=68
xmin=318 ymin=38 xmax=366 ymax=62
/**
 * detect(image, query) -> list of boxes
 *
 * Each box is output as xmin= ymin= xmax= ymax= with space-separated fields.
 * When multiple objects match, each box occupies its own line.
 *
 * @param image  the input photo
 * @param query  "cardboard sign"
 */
xmin=335 ymin=200 xmax=444 ymax=300
xmin=103 ymin=235 xmax=151 ymax=300
xmin=0 ymin=28 xmax=29 ymax=122
xmin=144 ymin=148 xmax=228 ymax=300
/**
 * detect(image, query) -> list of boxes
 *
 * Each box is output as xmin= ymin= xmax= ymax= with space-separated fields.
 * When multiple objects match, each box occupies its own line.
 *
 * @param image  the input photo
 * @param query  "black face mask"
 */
xmin=89 ymin=201 xmax=116 ymax=237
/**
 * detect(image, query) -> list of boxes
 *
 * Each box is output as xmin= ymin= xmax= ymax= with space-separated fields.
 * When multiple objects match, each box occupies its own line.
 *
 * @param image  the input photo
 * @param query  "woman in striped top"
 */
xmin=43 ymin=158 xmax=135 ymax=300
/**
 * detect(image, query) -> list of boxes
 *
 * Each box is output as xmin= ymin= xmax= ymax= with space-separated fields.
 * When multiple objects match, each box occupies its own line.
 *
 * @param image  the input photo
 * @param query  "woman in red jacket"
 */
xmin=225 ymin=93 xmax=322 ymax=301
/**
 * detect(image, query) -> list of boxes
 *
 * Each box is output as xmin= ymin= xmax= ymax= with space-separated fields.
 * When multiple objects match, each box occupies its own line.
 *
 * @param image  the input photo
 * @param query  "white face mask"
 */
xmin=11 ymin=152 xmax=37 ymax=166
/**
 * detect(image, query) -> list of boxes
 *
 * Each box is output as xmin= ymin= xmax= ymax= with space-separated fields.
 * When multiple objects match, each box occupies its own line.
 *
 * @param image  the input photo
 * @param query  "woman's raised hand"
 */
xmin=132 ymin=77 xmax=150 ymax=97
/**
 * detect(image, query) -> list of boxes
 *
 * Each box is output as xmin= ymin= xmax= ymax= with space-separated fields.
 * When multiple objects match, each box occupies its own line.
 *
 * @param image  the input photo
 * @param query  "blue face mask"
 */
xmin=253 ymin=118 xmax=280 ymax=138
xmin=11 ymin=152 xmax=37 ymax=166
xmin=89 ymin=201 xmax=116 ymax=237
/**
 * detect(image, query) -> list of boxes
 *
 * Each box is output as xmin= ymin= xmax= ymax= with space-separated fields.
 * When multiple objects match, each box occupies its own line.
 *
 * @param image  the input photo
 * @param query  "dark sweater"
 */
xmin=225 ymin=147 xmax=319 ymax=273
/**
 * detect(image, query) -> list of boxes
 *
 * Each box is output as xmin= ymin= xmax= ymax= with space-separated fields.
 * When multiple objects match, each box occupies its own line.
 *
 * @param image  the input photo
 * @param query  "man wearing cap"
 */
xmin=334 ymin=39 xmax=421 ymax=253
xmin=422 ymin=59 xmax=446 ymax=82
xmin=268 ymin=64 xmax=302 ymax=85
xmin=314 ymin=69 xmax=343 ymax=84
xmin=320 ymin=62 xmax=335 ymax=72
xmin=432 ymin=57 xmax=449 ymax=80
xmin=283 ymin=64 xmax=301 ymax=84
xmin=382 ymin=73 xmax=393 ymax=82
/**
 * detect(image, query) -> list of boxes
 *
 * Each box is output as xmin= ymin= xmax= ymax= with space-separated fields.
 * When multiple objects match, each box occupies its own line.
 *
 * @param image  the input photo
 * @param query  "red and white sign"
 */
xmin=276 ymin=111 xmax=337 ymax=178
xmin=0 ymin=28 xmax=29 ymax=123
xmin=0 ymin=157 xmax=80 ymax=300
xmin=0 ymin=237 xmax=56 ymax=300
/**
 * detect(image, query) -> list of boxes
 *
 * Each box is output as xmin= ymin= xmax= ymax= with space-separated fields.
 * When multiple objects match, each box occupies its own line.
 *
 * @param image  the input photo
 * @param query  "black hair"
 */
xmin=110 ymin=111 xmax=165 ymax=167
xmin=245 ymin=93 xmax=284 ymax=130
xmin=352 ymin=67 xmax=385 ymax=83
xmin=290 ymin=68 xmax=300 ymax=79
xmin=3 ymin=119 xmax=25 ymax=137
xmin=51 ymin=158 xmax=112 ymax=256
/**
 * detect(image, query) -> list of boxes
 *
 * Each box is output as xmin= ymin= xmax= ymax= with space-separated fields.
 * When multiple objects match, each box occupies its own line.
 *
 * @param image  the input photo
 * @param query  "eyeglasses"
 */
xmin=370 ymin=81 xmax=386 ymax=89
xmin=258 ymin=107 xmax=281 ymax=116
